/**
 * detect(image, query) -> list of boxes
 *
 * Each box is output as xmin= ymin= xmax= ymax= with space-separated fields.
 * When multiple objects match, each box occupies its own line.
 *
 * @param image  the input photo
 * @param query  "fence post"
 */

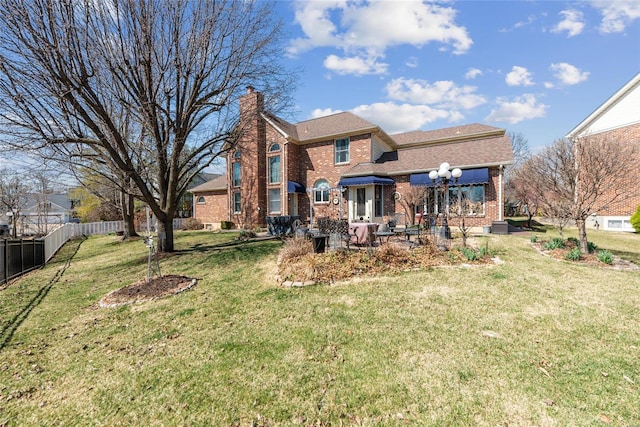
xmin=3 ymin=239 xmax=7 ymax=285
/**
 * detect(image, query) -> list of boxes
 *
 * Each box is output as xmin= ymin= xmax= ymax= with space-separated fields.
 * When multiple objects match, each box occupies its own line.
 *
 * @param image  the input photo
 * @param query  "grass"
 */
xmin=0 ymin=229 xmax=639 ymax=425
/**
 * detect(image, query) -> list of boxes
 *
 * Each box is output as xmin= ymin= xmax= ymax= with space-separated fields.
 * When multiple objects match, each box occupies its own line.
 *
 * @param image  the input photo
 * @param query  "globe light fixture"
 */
xmin=428 ymin=162 xmax=463 ymax=249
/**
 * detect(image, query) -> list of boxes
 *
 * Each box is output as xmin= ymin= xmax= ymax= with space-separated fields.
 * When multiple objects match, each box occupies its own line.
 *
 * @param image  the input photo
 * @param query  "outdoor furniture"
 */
xmin=266 ymin=215 xmax=300 ymax=237
xmin=374 ymin=223 xmax=395 ymax=244
xmin=349 ymin=222 xmax=379 ymax=246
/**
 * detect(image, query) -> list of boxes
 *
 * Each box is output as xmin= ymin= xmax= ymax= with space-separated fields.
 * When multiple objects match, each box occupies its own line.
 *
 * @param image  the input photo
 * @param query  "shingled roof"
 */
xmin=339 ymin=123 xmax=514 ymax=177
xmin=189 ymin=174 xmax=227 ymax=192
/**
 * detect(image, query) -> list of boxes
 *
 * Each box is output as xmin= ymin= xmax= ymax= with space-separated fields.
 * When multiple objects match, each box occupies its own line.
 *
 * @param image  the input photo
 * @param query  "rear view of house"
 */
xmin=192 ymin=87 xmax=515 ymax=230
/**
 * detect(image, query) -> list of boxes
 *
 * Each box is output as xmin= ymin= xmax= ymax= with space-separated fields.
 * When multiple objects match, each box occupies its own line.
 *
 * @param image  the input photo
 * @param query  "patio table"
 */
xmin=349 ymin=222 xmax=379 ymax=245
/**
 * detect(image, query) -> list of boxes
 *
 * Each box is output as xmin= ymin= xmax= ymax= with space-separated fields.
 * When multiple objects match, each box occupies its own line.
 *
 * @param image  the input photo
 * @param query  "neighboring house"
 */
xmin=20 ymin=193 xmax=76 ymax=235
xmin=177 ymin=172 xmax=221 ymax=218
xmin=566 ymin=72 xmax=640 ymax=232
xmin=191 ymin=87 xmax=515 ymax=230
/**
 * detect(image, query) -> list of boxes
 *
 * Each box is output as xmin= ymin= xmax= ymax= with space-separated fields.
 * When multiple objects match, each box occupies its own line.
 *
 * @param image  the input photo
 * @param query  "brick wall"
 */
xmin=579 ymin=122 xmax=640 ymax=216
xmin=193 ymin=191 xmax=228 ymax=229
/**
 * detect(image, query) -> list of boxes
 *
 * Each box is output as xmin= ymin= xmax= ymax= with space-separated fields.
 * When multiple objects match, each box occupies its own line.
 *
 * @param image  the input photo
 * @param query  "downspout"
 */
xmin=498 ymin=165 xmax=504 ymax=221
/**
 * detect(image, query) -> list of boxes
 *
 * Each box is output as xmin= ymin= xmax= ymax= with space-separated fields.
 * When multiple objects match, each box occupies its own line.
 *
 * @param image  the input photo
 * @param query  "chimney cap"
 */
xmin=246 ymin=86 xmax=255 ymax=94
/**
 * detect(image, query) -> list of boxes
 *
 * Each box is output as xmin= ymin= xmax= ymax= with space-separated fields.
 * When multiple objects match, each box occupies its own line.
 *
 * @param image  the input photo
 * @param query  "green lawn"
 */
xmin=0 ymin=229 xmax=638 ymax=426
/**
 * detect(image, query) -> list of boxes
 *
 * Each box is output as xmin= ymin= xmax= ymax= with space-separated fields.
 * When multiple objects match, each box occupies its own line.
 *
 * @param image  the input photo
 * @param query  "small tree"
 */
xmin=631 ymin=205 xmax=640 ymax=233
xmin=398 ymin=187 xmax=426 ymax=226
xmin=525 ymin=136 xmax=637 ymax=252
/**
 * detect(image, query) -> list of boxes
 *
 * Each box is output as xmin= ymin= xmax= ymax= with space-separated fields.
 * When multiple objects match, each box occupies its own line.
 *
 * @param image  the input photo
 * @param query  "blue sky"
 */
xmin=275 ymin=0 xmax=640 ymax=151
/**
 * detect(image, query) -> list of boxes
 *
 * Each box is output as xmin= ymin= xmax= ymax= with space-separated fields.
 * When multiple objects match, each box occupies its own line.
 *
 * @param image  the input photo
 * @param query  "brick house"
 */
xmin=566 ymin=72 xmax=640 ymax=232
xmin=191 ymin=87 xmax=515 ymax=230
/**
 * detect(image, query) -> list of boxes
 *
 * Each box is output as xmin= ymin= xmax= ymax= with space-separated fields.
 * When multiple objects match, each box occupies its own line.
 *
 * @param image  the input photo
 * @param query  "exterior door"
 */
xmin=289 ymin=193 xmax=298 ymax=216
xmin=349 ymin=186 xmax=373 ymax=221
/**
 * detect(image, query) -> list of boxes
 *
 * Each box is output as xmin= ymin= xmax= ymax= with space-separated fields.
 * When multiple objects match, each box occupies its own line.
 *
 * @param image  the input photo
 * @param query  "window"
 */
xmin=374 ymin=185 xmax=383 ymax=217
xmin=334 ymin=138 xmax=349 ymax=164
xmin=269 ymin=143 xmax=280 ymax=152
xmin=233 ymin=192 xmax=241 ymax=213
xmin=197 ymin=196 xmax=205 ymax=204
xmin=268 ymin=189 xmax=281 ymax=213
xmin=269 ymin=155 xmax=280 ymax=184
xmin=232 ymin=162 xmax=241 ymax=187
xmin=313 ymin=179 xmax=330 ymax=203
xmin=356 ymin=188 xmax=366 ymax=217
xmin=448 ymin=185 xmax=485 ymax=216
xmin=233 ymin=150 xmax=241 ymax=158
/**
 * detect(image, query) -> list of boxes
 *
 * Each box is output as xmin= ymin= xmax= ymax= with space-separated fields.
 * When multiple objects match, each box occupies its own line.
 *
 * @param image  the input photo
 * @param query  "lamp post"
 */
xmin=428 ymin=162 xmax=462 ymax=247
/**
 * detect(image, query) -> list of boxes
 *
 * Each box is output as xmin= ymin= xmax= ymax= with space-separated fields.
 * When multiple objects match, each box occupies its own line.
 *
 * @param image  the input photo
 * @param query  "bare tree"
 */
xmin=509 ymin=157 xmax=543 ymax=228
xmin=525 ymin=136 xmax=636 ymax=253
xmin=0 ymin=0 xmax=294 ymax=251
xmin=0 ymin=169 xmax=32 ymax=238
xmin=398 ymin=187 xmax=427 ymax=226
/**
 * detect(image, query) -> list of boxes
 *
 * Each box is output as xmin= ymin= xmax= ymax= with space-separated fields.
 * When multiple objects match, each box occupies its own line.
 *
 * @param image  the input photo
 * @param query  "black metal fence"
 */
xmin=1 ymin=239 xmax=45 ymax=285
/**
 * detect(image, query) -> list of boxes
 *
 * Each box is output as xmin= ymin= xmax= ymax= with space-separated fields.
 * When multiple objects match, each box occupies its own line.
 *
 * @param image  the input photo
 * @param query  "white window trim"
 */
xmin=334 ymin=137 xmax=350 ymax=165
xmin=603 ymin=216 xmax=634 ymax=232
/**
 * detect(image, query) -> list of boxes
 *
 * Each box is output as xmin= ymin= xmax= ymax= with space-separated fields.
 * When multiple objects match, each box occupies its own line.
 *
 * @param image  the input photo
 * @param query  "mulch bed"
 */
xmin=98 ymin=274 xmax=197 ymax=308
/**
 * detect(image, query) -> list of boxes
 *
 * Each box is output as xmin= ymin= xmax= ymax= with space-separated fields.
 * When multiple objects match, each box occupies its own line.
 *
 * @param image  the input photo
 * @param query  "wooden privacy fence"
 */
xmin=1 ymin=218 xmax=189 ymax=284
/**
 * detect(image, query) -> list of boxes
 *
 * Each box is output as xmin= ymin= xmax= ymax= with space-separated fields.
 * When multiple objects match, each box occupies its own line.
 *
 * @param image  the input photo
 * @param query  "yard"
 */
xmin=0 ymin=227 xmax=638 ymax=426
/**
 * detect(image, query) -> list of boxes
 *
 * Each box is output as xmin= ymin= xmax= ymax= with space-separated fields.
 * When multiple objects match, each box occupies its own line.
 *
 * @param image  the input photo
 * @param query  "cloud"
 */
xmin=309 ymin=102 xmax=464 ymax=135
xmin=550 ymin=63 xmax=589 ymax=85
xmin=310 ymin=107 xmax=342 ymax=119
xmin=486 ymin=94 xmax=547 ymax=124
xmin=385 ymin=78 xmax=486 ymax=110
xmin=350 ymin=102 xmax=462 ymax=134
xmin=465 ymin=68 xmax=482 ymax=80
xmin=323 ymin=54 xmax=388 ymax=76
xmin=287 ymin=0 xmax=472 ymax=76
xmin=505 ymin=66 xmax=534 ymax=86
xmin=551 ymin=9 xmax=585 ymax=37
xmin=589 ymin=0 xmax=640 ymax=33
xmin=405 ymin=56 xmax=419 ymax=68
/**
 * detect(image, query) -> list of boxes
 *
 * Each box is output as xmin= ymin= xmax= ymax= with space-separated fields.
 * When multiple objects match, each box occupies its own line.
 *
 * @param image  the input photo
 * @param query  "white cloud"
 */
xmin=505 ymin=66 xmax=535 ymax=86
xmin=590 ymin=0 xmax=640 ymax=33
xmin=310 ymin=108 xmax=342 ymax=119
xmin=405 ymin=56 xmax=419 ymax=68
xmin=309 ymin=102 xmax=463 ymax=134
xmin=287 ymin=0 xmax=472 ymax=76
xmin=486 ymin=94 xmax=547 ymax=124
xmin=550 ymin=63 xmax=589 ymax=85
xmin=350 ymin=102 xmax=461 ymax=134
xmin=465 ymin=68 xmax=482 ymax=80
xmin=385 ymin=78 xmax=486 ymax=110
xmin=551 ymin=9 xmax=585 ymax=37
xmin=323 ymin=54 xmax=388 ymax=76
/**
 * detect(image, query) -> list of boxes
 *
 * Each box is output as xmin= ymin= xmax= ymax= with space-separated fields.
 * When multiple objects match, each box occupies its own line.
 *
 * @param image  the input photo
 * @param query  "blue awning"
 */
xmin=337 ymin=176 xmax=395 ymax=186
xmin=287 ymin=181 xmax=306 ymax=193
xmin=410 ymin=168 xmax=489 ymax=187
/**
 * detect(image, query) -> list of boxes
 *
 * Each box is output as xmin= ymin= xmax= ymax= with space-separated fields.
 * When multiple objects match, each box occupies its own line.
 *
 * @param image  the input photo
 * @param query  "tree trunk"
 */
xmin=120 ymin=190 xmax=139 ymax=240
xmin=577 ymin=218 xmax=589 ymax=254
xmin=156 ymin=218 xmax=174 ymax=252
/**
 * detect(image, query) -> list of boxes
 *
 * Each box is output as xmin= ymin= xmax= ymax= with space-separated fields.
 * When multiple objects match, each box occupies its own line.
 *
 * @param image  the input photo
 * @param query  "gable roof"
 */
xmin=23 ymin=193 xmax=73 ymax=213
xmin=189 ymin=174 xmax=227 ymax=192
xmin=263 ymin=111 xmax=397 ymax=147
xmin=567 ymin=72 xmax=640 ymax=139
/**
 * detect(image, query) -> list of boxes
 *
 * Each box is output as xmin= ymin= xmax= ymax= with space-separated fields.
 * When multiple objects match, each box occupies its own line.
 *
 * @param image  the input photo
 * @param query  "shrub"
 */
xmin=544 ymin=237 xmax=565 ymax=250
xmin=460 ymin=247 xmax=478 ymax=261
xmin=220 ymin=221 xmax=235 ymax=230
xmin=530 ymin=235 xmax=538 ymax=243
xmin=631 ymin=205 xmax=640 ymax=233
xmin=184 ymin=218 xmax=203 ymax=230
xmin=597 ymin=250 xmax=614 ymax=265
xmin=587 ymin=241 xmax=597 ymax=253
xmin=567 ymin=237 xmax=579 ymax=246
xmin=564 ymin=248 xmax=581 ymax=261
xmin=279 ymin=237 xmax=313 ymax=263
